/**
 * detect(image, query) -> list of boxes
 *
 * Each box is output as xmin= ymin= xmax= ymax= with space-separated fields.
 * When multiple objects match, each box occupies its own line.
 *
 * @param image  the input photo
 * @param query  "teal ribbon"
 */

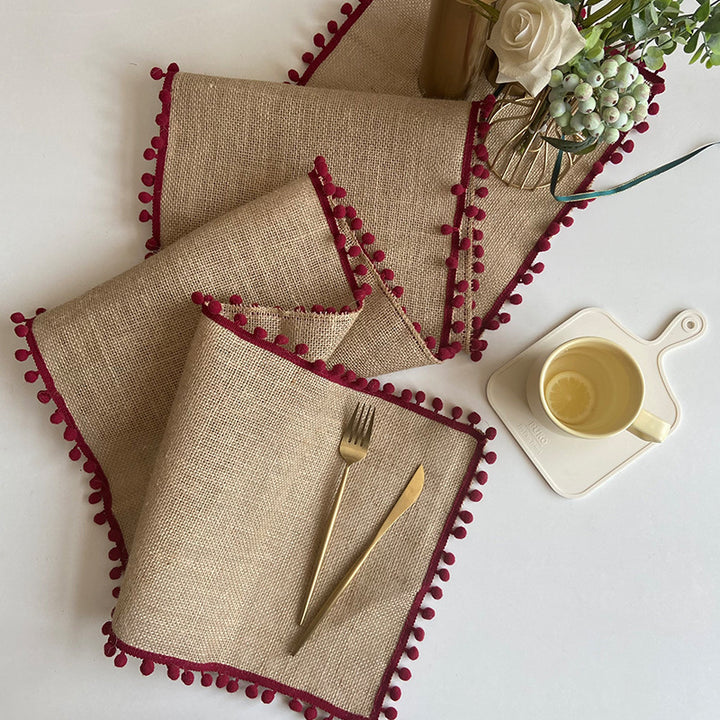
xmin=551 ymin=140 xmax=720 ymax=202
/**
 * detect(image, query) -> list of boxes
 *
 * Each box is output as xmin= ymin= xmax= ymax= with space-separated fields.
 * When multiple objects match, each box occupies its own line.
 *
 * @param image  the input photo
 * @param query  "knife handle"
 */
xmin=291 ymin=539 xmax=374 ymax=655
xmin=298 ymin=463 xmax=351 ymax=625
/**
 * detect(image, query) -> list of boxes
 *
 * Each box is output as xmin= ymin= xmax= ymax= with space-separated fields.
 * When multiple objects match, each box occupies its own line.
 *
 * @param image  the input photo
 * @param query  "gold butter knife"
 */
xmin=291 ymin=464 xmax=425 ymax=655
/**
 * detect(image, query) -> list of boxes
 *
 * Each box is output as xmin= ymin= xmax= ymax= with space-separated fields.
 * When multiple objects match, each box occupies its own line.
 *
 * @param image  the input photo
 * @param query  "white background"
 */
xmin=1 ymin=1 xmax=719 ymax=718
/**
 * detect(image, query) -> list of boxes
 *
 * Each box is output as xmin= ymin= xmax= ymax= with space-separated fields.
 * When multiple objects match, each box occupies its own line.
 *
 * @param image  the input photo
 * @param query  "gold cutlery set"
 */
xmin=292 ymin=403 xmax=425 ymax=654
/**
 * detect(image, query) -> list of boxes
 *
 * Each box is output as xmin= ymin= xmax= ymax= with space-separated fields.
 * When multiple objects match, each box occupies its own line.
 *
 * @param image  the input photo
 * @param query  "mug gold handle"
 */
xmin=628 ymin=409 xmax=671 ymax=443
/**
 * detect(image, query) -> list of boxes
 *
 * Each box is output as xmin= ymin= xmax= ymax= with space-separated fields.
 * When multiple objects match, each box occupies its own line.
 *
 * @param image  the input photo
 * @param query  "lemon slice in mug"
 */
xmin=545 ymin=371 xmax=596 ymax=426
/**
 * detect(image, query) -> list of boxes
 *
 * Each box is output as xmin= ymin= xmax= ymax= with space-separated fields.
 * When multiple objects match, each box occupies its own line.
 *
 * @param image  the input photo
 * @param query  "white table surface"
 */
xmin=2 ymin=2 xmax=719 ymax=718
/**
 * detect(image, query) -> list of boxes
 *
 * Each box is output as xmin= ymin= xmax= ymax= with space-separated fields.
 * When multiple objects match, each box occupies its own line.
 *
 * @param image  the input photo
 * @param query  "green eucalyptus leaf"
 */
xmin=695 ymin=0 xmax=711 ymax=23
xmin=582 ymin=24 xmax=604 ymax=49
xmin=685 ymin=31 xmax=700 ymax=53
xmin=573 ymin=142 xmax=602 ymax=156
xmin=690 ymin=45 xmax=705 ymax=63
xmin=708 ymin=33 xmax=720 ymax=53
xmin=645 ymin=44 xmax=665 ymax=69
xmin=632 ymin=14 xmax=649 ymax=39
xmin=702 ymin=7 xmax=720 ymax=34
xmin=649 ymin=3 xmax=659 ymax=23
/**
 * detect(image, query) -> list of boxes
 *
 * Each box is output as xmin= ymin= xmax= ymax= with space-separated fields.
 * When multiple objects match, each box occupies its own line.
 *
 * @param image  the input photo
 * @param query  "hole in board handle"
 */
xmin=682 ymin=317 xmax=699 ymax=333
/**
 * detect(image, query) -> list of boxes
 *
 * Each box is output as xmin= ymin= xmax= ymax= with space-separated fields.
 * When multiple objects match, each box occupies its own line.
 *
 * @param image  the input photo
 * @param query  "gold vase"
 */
xmin=418 ymin=0 xmax=491 ymax=100
xmin=483 ymin=85 xmax=582 ymax=190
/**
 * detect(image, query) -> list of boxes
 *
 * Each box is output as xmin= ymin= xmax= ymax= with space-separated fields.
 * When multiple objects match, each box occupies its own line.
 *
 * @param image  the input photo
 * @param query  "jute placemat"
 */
xmin=105 ymin=302 xmax=491 ymax=720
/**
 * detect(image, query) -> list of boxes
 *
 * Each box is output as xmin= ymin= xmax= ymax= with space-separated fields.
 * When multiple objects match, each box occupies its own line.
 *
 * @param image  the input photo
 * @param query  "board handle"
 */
xmin=651 ymin=309 xmax=706 ymax=355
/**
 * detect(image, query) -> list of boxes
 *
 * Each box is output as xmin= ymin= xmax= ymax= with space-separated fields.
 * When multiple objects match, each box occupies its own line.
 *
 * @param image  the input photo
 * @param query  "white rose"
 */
xmin=487 ymin=0 xmax=585 ymax=96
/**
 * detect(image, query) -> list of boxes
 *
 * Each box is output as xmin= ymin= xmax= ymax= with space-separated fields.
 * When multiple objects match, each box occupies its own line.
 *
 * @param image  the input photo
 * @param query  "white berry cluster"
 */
xmin=547 ymin=51 xmax=651 ymax=145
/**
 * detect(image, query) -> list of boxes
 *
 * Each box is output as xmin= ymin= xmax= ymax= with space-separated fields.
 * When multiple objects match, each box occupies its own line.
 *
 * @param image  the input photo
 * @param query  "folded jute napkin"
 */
xmin=13 ymin=161 xmax=495 ymax=720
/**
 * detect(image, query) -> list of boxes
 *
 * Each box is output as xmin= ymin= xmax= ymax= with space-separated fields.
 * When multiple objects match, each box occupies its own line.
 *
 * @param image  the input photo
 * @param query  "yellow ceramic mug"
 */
xmin=526 ymin=337 xmax=670 ymax=443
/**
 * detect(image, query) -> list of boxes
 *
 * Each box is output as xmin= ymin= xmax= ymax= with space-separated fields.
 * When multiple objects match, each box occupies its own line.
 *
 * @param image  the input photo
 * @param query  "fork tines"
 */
xmin=345 ymin=403 xmax=375 ymax=446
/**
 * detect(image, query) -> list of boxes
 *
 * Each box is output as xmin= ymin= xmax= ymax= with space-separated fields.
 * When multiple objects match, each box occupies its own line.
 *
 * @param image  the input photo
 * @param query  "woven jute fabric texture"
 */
xmin=160 ymin=75 xmax=473 ymax=347
xmin=158 ymin=70 xmax=600 ymax=354
xmin=302 ymin=0 xmax=603 ymax=344
xmin=31 ymin=176 xmax=426 ymax=549
xmin=112 ymin=310 xmax=483 ymax=718
xmin=308 ymin=0 xmax=431 ymax=96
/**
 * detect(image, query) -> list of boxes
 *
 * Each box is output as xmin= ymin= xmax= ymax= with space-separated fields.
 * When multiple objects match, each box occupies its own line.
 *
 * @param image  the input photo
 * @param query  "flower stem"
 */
xmin=515 ymin=88 xmax=552 ymax=156
xmin=582 ymin=0 xmax=630 ymax=28
xmin=458 ymin=0 xmax=500 ymax=23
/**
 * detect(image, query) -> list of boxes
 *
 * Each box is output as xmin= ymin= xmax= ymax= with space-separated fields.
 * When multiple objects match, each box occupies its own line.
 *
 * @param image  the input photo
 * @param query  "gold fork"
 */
xmin=298 ymin=402 xmax=375 ymax=625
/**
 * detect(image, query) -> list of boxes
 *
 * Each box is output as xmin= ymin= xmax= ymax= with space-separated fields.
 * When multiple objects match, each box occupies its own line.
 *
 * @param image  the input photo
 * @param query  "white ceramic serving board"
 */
xmin=487 ymin=308 xmax=707 ymax=498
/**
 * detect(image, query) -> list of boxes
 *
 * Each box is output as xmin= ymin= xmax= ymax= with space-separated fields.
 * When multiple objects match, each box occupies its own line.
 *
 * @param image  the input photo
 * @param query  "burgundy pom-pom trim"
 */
xmin=11 ymin=314 xmax=129 ymax=576
xmin=309 ymin=158 xmax=435 ymax=361
xmin=441 ymin=100 xmax=485 ymax=355
xmin=141 ymin=63 xmax=179 ymax=258
xmin=287 ymin=2 xmax=373 ymax=88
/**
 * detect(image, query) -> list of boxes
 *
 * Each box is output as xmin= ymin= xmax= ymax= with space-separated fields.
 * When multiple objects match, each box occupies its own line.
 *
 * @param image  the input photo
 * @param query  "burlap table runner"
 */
xmin=13 ymin=162 xmax=493 ymax=719
xmin=11 ymin=1 xmax=665 ymax=718
xmin=139 ymin=1 xmax=662 ymax=362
